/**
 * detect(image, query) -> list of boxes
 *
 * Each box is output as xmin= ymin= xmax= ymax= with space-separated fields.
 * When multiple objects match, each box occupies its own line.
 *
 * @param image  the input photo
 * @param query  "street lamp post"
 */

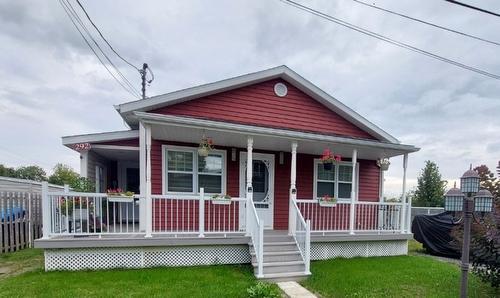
xmin=444 ymin=166 xmax=494 ymax=298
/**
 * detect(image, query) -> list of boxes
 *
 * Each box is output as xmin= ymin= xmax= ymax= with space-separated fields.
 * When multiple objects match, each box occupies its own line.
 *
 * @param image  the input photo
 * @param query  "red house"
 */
xmin=36 ymin=66 xmax=418 ymax=281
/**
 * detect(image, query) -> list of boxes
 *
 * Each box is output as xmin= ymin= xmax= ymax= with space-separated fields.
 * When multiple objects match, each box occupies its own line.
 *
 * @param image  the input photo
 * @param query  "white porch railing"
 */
xmin=290 ymin=196 xmax=311 ymax=275
xmin=151 ymin=189 xmax=246 ymax=237
xmin=246 ymin=192 xmax=264 ymax=278
xmin=295 ymin=199 xmax=405 ymax=234
xmin=45 ymin=191 xmax=141 ymax=236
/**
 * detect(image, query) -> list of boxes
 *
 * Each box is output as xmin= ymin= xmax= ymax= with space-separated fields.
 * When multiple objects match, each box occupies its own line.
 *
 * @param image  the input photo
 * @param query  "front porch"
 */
xmin=39 ymin=114 xmax=417 ymax=279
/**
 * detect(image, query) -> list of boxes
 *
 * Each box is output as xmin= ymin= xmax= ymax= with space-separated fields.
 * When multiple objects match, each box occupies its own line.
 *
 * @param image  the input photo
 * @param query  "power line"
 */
xmin=64 ymin=0 xmax=141 ymax=98
xmin=280 ymin=0 xmax=500 ymax=80
xmin=75 ymin=0 xmax=140 ymax=72
xmin=59 ymin=0 xmax=141 ymax=98
xmin=444 ymin=0 xmax=500 ymax=18
xmin=353 ymin=0 xmax=500 ymax=47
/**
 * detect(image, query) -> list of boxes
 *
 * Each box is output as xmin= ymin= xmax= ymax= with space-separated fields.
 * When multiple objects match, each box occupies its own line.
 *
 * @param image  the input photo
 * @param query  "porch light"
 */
xmin=460 ymin=166 xmax=480 ymax=194
xmin=444 ymin=184 xmax=465 ymax=212
xmin=442 ymin=166 xmax=494 ymax=298
xmin=474 ymin=189 xmax=494 ymax=213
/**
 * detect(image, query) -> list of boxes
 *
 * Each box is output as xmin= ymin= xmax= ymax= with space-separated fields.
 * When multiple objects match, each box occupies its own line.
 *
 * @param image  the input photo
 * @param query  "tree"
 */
xmin=474 ymin=165 xmax=500 ymax=198
xmin=14 ymin=165 xmax=47 ymax=182
xmin=0 ymin=164 xmax=16 ymax=177
xmin=412 ymin=161 xmax=447 ymax=207
xmin=48 ymin=164 xmax=80 ymax=186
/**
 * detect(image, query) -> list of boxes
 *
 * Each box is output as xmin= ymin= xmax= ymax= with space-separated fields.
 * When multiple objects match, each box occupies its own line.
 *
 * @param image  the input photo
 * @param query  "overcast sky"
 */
xmin=0 ymin=0 xmax=499 ymax=196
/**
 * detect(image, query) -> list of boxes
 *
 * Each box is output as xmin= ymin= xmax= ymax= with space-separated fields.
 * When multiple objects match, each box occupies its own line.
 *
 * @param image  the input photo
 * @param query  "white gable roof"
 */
xmin=115 ymin=66 xmax=399 ymax=143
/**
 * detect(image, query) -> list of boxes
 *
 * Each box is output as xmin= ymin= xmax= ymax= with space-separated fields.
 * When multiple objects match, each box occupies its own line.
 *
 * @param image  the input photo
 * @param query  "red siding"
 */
xmin=151 ymin=79 xmax=375 ymax=140
xmin=150 ymin=140 xmax=380 ymax=230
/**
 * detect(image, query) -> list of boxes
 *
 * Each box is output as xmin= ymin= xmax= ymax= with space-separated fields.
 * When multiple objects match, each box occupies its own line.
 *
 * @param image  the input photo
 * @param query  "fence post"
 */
xmin=289 ymin=192 xmax=297 ymax=236
xmin=41 ymin=182 xmax=50 ymax=239
xmin=245 ymin=192 xmax=252 ymax=237
xmin=305 ymin=219 xmax=311 ymax=275
xmin=199 ymin=188 xmax=205 ymax=238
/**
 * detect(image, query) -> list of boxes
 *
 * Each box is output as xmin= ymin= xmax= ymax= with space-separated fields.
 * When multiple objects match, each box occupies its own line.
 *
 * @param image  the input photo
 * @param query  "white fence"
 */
xmin=290 ymin=195 xmax=310 ymax=275
xmin=246 ymin=192 xmax=264 ymax=278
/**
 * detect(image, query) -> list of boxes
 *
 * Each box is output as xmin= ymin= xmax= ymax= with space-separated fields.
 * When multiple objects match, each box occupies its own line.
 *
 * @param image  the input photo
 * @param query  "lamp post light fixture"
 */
xmin=444 ymin=166 xmax=494 ymax=298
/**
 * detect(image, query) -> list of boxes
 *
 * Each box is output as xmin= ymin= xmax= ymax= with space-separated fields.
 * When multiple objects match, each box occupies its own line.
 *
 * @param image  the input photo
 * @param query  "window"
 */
xmin=313 ymin=160 xmax=357 ymax=201
xmin=164 ymin=146 xmax=225 ymax=194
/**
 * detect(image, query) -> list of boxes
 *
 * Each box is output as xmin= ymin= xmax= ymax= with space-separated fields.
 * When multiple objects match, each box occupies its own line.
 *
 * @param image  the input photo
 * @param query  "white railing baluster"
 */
xmin=199 ymin=188 xmax=205 ymax=237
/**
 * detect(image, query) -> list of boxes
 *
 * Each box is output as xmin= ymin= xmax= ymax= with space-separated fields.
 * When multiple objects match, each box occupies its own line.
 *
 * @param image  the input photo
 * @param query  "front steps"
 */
xmin=249 ymin=230 xmax=310 ymax=282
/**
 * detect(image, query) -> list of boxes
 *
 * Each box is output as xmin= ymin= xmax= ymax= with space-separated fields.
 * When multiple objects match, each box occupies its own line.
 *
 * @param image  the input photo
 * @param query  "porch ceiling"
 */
xmin=147 ymin=114 xmax=418 ymax=160
xmin=92 ymin=146 xmax=139 ymax=161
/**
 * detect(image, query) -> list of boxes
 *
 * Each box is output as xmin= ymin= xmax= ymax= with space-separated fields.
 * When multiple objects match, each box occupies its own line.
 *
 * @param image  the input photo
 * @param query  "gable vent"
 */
xmin=274 ymin=82 xmax=288 ymax=97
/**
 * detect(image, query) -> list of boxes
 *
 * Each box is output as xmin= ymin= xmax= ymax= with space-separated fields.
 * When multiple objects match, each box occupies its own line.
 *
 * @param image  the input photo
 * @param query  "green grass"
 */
xmin=302 ymin=255 xmax=497 ymax=298
xmin=0 ymin=249 xmax=258 ymax=297
xmin=408 ymin=239 xmax=426 ymax=255
xmin=1 ymin=248 xmax=497 ymax=297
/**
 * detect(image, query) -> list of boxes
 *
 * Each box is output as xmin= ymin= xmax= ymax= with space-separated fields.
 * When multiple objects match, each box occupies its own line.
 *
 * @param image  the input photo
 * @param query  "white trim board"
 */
xmin=115 ymin=66 xmax=399 ymax=143
xmin=62 ymin=130 xmax=139 ymax=146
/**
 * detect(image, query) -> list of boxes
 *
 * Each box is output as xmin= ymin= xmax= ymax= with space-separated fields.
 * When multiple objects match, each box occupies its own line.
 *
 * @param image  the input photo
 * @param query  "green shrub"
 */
xmin=246 ymin=282 xmax=281 ymax=298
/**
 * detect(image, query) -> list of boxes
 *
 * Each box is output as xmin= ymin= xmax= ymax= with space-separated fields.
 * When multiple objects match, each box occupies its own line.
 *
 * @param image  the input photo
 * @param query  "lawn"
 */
xmin=0 ymin=246 xmax=497 ymax=297
xmin=0 ymin=249 xmax=258 ymax=298
xmin=302 ymin=255 xmax=497 ymax=298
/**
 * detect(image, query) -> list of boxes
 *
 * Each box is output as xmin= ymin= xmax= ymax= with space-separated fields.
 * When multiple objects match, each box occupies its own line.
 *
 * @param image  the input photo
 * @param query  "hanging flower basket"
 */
xmin=377 ymin=158 xmax=390 ymax=171
xmin=107 ymin=189 xmax=135 ymax=203
xmin=198 ymin=137 xmax=214 ymax=157
xmin=320 ymin=149 xmax=341 ymax=170
xmin=211 ymin=194 xmax=232 ymax=205
xmin=318 ymin=195 xmax=337 ymax=207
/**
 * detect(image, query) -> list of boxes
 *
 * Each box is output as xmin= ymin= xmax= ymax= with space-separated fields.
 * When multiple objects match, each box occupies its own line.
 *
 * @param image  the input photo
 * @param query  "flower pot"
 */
xmin=323 ymin=162 xmax=333 ymax=171
xmin=107 ymin=195 xmax=134 ymax=203
xmin=211 ymin=199 xmax=232 ymax=205
xmin=318 ymin=200 xmax=337 ymax=207
xmin=379 ymin=163 xmax=390 ymax=171
xmin=198 ymin=147 xmax=210 ymax=157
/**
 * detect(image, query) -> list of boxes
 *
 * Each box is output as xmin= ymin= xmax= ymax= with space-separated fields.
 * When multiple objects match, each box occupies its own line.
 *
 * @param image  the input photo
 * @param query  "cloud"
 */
xmin=0 ymin=0 xmax=499 ymax=197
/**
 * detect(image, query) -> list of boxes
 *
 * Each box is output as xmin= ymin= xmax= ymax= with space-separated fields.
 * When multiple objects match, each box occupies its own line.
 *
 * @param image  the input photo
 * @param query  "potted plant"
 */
xmin=60 ymin=197 xmax=89 ymax=218
xmin=198 ymin=137 xmax=214 ymax=157
xmin=318 ymin=195 xmax=337 ymax=207
xmin=107 ymin=188 xmax=135 ymax=203
xmin=211 ymin=194 xmax=232 ymax=205
xmin=320 ymin=148 xmax=341 ymax=171
xmin=377 ymin=158 xmax=390 ymax=171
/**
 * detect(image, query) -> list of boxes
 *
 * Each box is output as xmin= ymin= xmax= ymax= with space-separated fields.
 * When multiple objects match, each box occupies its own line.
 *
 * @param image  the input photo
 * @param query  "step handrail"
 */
xmin=247 ymin=192 xmax=264 ymax=278
xmin=291 ymin=196 xmax=311 ymax=275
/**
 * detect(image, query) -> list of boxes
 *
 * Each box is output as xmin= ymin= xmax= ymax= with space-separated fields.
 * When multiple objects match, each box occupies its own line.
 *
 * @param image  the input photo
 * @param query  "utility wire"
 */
xmin=64 ymin=0 xmax=141 ymax=97
xmin=75 ymin=0 xmax=141 ymax=72
xmin=280 ymin=0 xmax=500 ymax=80
xmin=444 ymin=0 xmax=500 ymax=18
xmin=353 ymin=0 xmax=500 ymax=47
xmin=59 ymin=0 xmax=141 ymax=98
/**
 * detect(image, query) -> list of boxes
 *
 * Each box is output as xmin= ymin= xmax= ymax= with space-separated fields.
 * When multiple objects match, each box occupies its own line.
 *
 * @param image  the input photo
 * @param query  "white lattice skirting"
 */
xmin=44 ymin=245 xmax=251 ymax=271
xmin=311 ymin=240 xmax=408 ymax=260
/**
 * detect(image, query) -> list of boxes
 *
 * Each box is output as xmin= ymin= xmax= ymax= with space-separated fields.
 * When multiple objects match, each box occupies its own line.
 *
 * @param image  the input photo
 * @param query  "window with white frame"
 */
xmin=314 ymin=160 xmax=357 ymax=201
xmin=164 ymin=146 xmax=225 ymax=194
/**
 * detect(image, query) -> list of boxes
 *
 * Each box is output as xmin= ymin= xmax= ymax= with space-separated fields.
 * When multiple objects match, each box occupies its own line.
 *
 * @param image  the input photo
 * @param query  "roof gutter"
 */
xmin=133 ymin=112 xmax=420 ymax=153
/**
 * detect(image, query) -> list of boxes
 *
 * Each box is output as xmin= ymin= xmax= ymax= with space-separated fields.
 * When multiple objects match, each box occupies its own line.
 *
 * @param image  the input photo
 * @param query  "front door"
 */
xmin=240 ymin=152 xmax=274 ymax=229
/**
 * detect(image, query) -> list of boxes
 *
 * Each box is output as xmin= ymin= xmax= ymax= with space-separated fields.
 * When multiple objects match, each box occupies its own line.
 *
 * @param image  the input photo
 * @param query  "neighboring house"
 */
xmin=35 ymin=66 xmax=419 ymax=281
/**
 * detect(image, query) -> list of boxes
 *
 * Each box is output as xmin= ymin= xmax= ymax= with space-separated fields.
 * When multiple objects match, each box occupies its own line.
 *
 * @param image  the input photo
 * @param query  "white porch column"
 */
xmin=139 ymin=122 xmax=146 ymax=232
xmin=245 ymin=137 xmax=253 ymax=236
xmin=145 ymin=123 xmax=153 ymax=238
xmin=80 ymin=150 xmax=89 ymax=178
xmin=401 ymin=153 xmax=409 ymax=234
xmin=289 ymin=142 xmax=298 ymax=235
xmin=349 ymin=149 xmax=357 ymax=235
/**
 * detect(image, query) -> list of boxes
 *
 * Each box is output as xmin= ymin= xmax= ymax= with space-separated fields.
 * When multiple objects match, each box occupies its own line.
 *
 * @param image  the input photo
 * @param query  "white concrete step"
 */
xmin=253 ymin=260 xmax=305 ymax=274
xmin=258 ymin=271 xmax=311 ymax=283
xmin=251 ymin=250 xmax=303 ymax=263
